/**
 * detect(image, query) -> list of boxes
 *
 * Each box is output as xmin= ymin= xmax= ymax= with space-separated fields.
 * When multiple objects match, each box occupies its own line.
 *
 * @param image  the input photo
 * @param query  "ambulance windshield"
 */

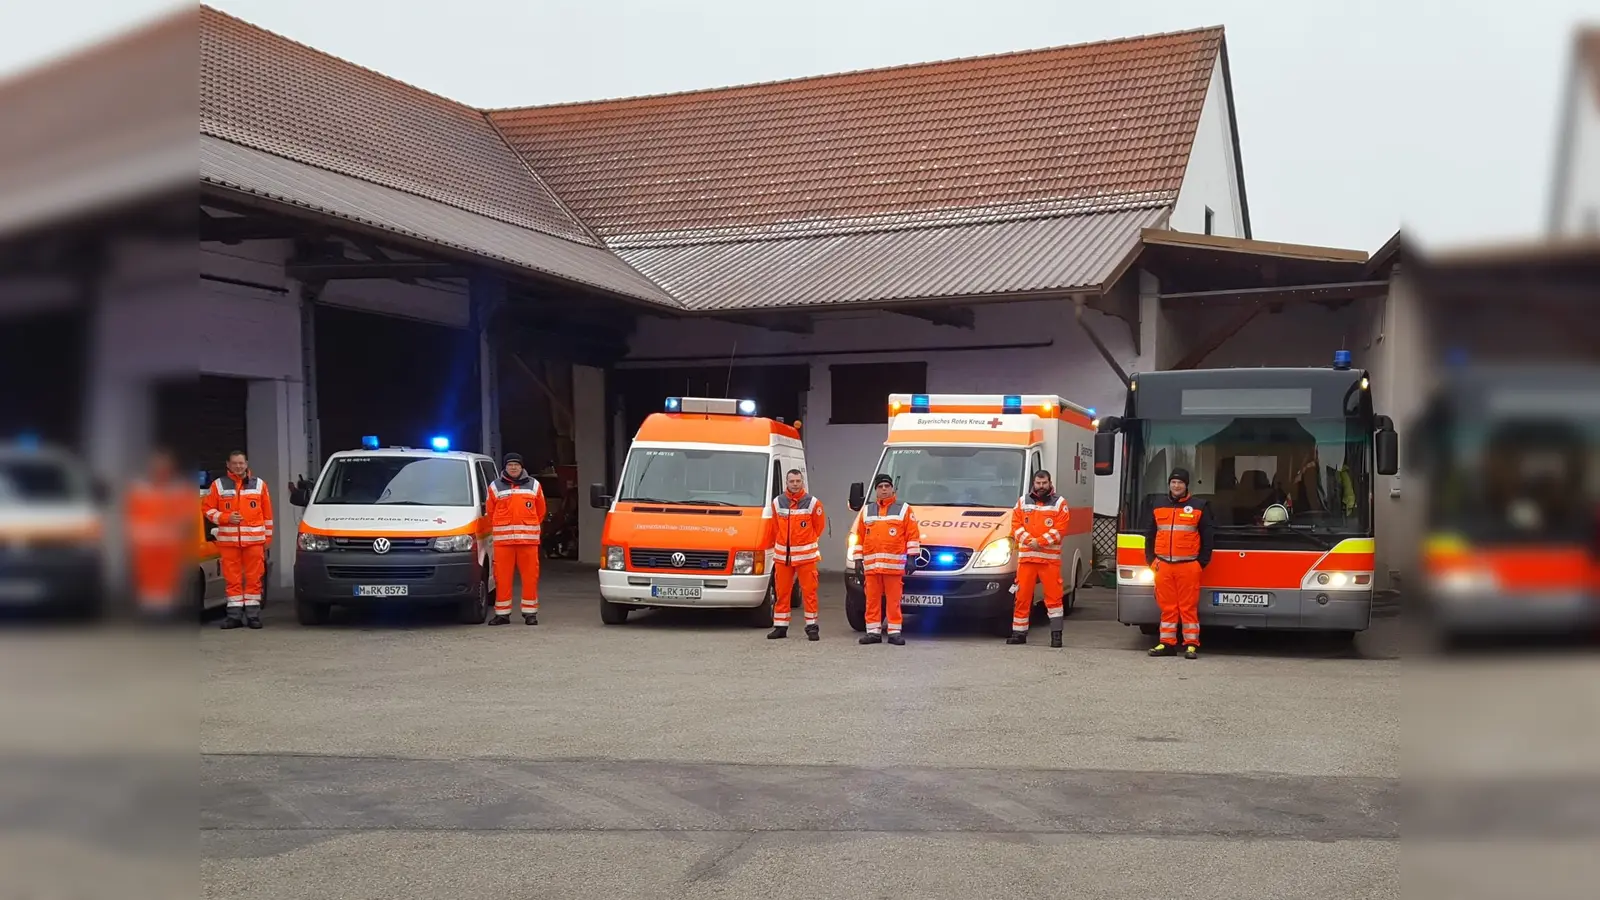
xmin=618 ymin=448 xmax=769 ymax=507
xmin=313 ymin=456 xmax=475 ymax=507
xmin=0 ymin=456 xmax=87 ymax=506
xmin=875 ymin=446 xmax=1024 ymax=508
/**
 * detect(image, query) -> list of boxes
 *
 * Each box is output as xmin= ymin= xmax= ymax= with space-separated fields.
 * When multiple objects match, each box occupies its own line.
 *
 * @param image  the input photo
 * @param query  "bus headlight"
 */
xmin=1118 ymin=566 xmax=1156 ymax=585
xmin=1431 ymin=568 xmax=1497 ymax=595
xmin=972 ymin=537 xmax=1014 ymax=569
xmin=604 ymin=546 xmax=625 ymax=571
xmin=733 ymin=550 xmax=757 ymax=575
xmin=1301 ymin=570 xmax=1373 ymax=591
xmin=431 ymin=534 xmax=474 ymax=552
xmin=297 ymin=533 xmax=330 ymax=552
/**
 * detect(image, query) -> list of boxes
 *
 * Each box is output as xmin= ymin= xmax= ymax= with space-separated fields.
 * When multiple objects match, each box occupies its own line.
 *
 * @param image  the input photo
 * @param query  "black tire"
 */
xmin=600 ymin=596 xmax=630 ymax=625
xmin=295 ymin=596 xmax=330 ymax=626
xmin=747 ymin=578 xmax=777 ymax=628
xmin=456 ymin=579 xmax=490 ymax=625
xmin=1138 ymin=623 xmax=1159 ymax=636
xmin=1062 ymin=563 xmax=1081 ymax=617
xmin=845 ymin=589 xmax=866 ymax=632
xmin=192 ymin=570 xmax=208 ymax=623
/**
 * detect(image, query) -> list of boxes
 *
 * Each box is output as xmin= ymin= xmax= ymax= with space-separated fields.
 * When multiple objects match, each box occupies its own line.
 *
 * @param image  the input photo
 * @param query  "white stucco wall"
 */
xmin=1553 ymin=68 xmax=1600 ymax=236
xmin=1171 ymin=55 xmax=1247 ymax=238
xmin=621 ymin=299 xmax=1138 ymax=570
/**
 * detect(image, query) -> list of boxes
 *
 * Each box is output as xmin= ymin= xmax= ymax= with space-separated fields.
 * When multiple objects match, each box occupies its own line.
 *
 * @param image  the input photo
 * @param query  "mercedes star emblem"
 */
xmin=914 ymin=548 xmax=931 ymax=568
xmin=670 ymin=551 xmax=687 ymax=568
xmin=372 ymin=537 xmax=391 ymax=554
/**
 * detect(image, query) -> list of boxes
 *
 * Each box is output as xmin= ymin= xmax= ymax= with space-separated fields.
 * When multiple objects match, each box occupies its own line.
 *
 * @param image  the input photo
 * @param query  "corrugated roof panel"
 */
xmin=200 ymin=137 xmax=679 ymax=307
xmin=618 ymin=206 xmax=1166 ymax=311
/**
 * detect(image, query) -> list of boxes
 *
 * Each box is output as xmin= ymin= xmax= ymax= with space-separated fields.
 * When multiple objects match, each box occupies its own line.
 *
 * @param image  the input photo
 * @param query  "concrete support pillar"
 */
xmin=469 ymin=272 xmax=505 ymax=462
xmin=1134 ymin=269 xmax=1180 ymax=373
xmin=573 ymin=365 xmax=607 ymax=565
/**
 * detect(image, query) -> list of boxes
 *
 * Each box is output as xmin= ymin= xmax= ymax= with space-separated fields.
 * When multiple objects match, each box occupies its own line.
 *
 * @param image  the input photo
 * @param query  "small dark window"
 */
xmin=829 ymin=361 xmax=928 ymax=425
xmin=771 ymin=459 xmax=783 ymax=500
xmin=1204 ymin=206 xmax=1216 ymax=236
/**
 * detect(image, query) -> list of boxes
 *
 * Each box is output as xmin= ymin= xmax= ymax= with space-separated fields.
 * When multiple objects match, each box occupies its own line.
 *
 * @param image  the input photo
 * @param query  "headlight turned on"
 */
xmin=972 ymin=537 xmax=1013 ymax=568
xmin=431 ymin=534 xmax=473 ymax=552
xmin=604 ymin=546 xmax=624 ymax=570
xmin=1118 ymin=566 xmax=1156 ymax=585
xmin=297 ymin=533 xmax=331 ymax=552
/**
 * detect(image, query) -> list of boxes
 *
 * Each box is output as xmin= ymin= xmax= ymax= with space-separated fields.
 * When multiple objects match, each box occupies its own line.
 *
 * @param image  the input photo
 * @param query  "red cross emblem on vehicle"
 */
xmin=987 ymin=418 xmax=1003 ymax=428
xmin=434 ymin=517 xmax=447 ymax=524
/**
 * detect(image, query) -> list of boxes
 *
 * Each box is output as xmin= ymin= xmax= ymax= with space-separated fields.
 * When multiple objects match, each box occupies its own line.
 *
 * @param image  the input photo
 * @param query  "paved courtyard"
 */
xmin=200 ymin=561 xmax=1400 ymax=899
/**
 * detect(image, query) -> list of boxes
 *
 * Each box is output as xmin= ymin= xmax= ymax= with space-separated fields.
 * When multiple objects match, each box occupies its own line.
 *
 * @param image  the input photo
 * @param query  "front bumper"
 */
xmin=1425 ymin=588 xmax=1599 ymax=635
xmin=0 ymin=546 xmax=105 ymax=612
xmin=1116 ymin=584 xmax=1373 ymax=632
xmin=293 ymin=550 xmax=482 ymax=604
xmin=844 ymin=569 xmax=1017 ymax=617
xmin=598 ymin=569 xmax=770 ymax=609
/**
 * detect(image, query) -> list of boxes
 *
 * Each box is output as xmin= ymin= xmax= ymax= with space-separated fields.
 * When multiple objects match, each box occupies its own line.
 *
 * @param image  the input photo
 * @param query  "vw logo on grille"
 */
xmin=372 ymin=537 xmax=391 ymax=554
xmin=670 ymin=551 xmax=687 ymax=568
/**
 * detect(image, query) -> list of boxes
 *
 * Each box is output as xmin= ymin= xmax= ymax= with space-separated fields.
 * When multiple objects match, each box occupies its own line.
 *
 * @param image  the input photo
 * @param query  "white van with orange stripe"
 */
xmin=844 ymin=394 xmax=1096 ymax=633
xmin=290 ymin=443 xmax=499 ymax=625
xmin=591 ymin=397 xmax=805 ymax=626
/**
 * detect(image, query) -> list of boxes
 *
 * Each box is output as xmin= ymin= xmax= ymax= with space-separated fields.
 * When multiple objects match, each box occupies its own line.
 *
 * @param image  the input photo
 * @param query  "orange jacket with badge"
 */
xmin=1011 ymin=492 xmax=1069 ymax=564
xmin=847 ymin=497 xmax=922 ymax=574
xmin=1142 ymin=493 xmax=1214 ymax=566
xmin=772 ymin=490 xmax=826 ymax=566
xmin=487 ymin=472 xmax=546 ymax=545
xmin=202 ymin=471 xmax=273 ymax=546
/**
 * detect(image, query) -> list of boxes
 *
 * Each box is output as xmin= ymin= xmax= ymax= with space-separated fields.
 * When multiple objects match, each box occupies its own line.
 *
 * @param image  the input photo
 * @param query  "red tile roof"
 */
xmin=488 ymin=28 xmax=1224 ymax=245
xmin=200 ymin=6 xmax=599 ymax=247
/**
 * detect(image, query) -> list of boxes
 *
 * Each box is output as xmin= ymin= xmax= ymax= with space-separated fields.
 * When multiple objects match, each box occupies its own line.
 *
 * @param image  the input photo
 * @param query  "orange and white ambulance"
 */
xmin=591 ymin=396 xmax=804 ymax=626
xmin=844 ymin=394 xmax=1097 ymax=633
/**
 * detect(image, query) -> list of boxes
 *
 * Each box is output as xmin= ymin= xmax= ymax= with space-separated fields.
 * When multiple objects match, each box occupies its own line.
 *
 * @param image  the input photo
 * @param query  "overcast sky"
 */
xmin=4 ymin=0 xmax=1592 ymax=251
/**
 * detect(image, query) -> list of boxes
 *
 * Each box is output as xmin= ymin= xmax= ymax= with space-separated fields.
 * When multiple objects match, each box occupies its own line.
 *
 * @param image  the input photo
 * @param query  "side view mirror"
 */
xmin=847 ymin=481 xmax=865 ymax=512
xmin=1375 ymin=429 xmax=1400 ymax=476
xmin=589 ymin=483 xmax=612 ymax=510
xmin=1093 ymin=432 xmax=1117 ymax=477
xmin=288 ymin=475 xmax=312 ymax=507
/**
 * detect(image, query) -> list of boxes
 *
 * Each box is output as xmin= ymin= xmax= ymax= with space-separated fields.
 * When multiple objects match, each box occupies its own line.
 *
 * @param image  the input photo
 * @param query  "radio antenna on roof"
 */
xmin=724 ymin=338 xmax=738 ymax=397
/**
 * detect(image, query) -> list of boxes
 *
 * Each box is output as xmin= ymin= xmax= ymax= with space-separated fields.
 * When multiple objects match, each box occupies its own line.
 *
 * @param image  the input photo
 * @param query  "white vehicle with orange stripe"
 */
xmin=590 ymin=396 xmax=804 ymax=626
xmin=843 ymin=394 xmax=1097 ymax=633
xmin=289 ymin=438 xmax=499 ymax=625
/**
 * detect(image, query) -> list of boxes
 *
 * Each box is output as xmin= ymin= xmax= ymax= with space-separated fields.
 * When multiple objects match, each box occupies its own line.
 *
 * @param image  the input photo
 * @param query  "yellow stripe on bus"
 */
xmin=1117 ymin=533 xmax=1145 ymax=549
xmin=1119 ymin=533 xmax=1374 ymax=554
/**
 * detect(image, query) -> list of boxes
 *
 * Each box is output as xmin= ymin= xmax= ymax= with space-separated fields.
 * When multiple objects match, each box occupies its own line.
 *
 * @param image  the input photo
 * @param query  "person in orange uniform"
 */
xmin=1008 ymin=469 xmax=1069 ymax=648
xmin=486 ymin=452 xmax=545 ymax=626
xmin=126 ymin=448 xmax=198 ymax=619
xmin=203 ymin=450 xmax=273 ymax=629
xmin=768 ymin=468 xmax=827 ymax=641
xmin=1143 ymin=468 xmax=1213 ymax=659
xmin=848 ymin=474 xmax=921 ymax=646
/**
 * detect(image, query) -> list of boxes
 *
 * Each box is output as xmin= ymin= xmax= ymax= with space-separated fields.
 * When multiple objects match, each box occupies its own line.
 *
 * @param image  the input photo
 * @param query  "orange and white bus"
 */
xmin=844 ymin=393 xmax=1097 ymax=633
xmin=590 ymin=396 xmax=804 ymax=626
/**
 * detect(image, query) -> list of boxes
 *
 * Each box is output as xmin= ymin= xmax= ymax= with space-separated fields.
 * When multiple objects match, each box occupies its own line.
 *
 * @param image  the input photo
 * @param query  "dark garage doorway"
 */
xmin=608 ymin=363 xmax=810 ymax=479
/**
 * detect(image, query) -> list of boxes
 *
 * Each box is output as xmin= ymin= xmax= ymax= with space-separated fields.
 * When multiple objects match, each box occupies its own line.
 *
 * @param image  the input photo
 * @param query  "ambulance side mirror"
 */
xmin=288 ymin=476 xmax=312 ymax=508
xmin=589 ymin=483 xmax=612 ymax=510
xmin=1093 ymin=432 xmax=1117 ymax=477
xmin=847 ymin=482 xmax=865 ymax=512
xmin=1375 ymin=430 xmax=1400 ymax=476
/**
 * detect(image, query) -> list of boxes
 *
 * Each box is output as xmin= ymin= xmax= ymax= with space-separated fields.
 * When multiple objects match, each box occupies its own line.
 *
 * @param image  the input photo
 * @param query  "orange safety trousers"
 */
xmin=772 ymin=561 xmax=819 ymax=628
xmin=864 ymin=572 xmax=904 ymax=635
xmin=133 ymin=545 xmax=184 ymax=612
xmin=1012 ymin=561 xmax=1064 ymax=632
xmin=1154 ymin=559 xmax=1202 ymax=647
xmin=493 ymin=544 xmax=540 ymax=615
xmin=221 ymin=544 xmax=266 ymax=609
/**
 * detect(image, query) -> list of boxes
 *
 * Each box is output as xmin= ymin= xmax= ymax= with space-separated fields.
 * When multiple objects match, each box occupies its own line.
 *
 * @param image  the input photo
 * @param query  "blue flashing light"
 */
xmin=911 ymin=394 xmax=931 ymax=413
xmin=15 ymin=432 xmax=40 ymax=450
xmin=936 ymin=552 xmax=957 ymax=566
xmin=737 ymin=399 xmax=758 ymax=416
xmin=1333 ymin=350 xmax=1352 ymax=370
xmin=430 ymin=435 xmax=450 ymax=452
xmin=664 ymin=396 xmax=682 ymax=412
xmin=361 ymin=435 xmax=380 ymax=450
xmin=1086 ymin=407 xmax=1096 ymax=417
xmin=1002 ymin=395 xmax=1022 ymax=414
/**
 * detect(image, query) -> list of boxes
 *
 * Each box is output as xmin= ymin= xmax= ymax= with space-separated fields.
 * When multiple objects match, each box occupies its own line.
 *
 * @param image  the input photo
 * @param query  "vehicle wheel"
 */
xmin=1062 ymin=564 xmax=1080 ymax=617
xmin=1139 ymin=623 xmax=1159 ymax=636
xmin=845 ymin=591 xmax=866 ymax=633
xmin=600 ymin=596 xmax=630 ymax=625
xmin=747 ymin=578 xmax=776 ymax=628
xmin=456 ymin=579 xmax=490 ymax=624
xmin=295 ymin=596 xmax=330 ymax=626
xmin=192 ymin=571 xmax=208 ymax=622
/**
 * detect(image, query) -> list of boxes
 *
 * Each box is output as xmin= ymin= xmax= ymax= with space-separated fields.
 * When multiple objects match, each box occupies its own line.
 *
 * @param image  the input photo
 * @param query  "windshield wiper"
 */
xmin=619 ymin=497 xmax=681 ymax=505
xmin=678 ymin=499 xmax=739 ymax=507
xmin=1214 ymin=524 xmax=1332 ymax=549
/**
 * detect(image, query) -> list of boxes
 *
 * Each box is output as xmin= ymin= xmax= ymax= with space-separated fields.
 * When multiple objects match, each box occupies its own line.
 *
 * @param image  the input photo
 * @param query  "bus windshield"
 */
xmin=1131 ymin=416 xmax=1373 ymax=534
xmin=875 ymin=446 xmax=1024 ymax=508
xmin=1421 ymin=413 xmax=1600 ymax=542
xmin=618 ymin=447 xmax=770 ymax=507
xmin=314 ymin=457 xmax=475 ymax=506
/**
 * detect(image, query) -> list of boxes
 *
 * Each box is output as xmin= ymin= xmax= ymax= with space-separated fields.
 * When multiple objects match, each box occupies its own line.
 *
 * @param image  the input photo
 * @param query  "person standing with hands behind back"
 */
xmin=487 ymin=453 xmax=545 ymax=626
xmin=1144 ymin=468 xmax=1212 ymax=659
xmin=848 ymin=474 xmax=920 ymax=646
xmin=1008 ymin=469 xmax=1069 ymax=648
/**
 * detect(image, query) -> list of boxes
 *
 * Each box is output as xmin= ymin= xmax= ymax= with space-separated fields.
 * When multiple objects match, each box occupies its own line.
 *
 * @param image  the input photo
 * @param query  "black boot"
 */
xmin=245 ymin=610 xmax=263 ymax=629
xmin=805 ymin=624 xmax=819 ymax=642
xmin=220 ymin=610 xmax=244 ymax=630
xmin=488 ymin=614 xmax=510 ymax=626
xmin=767 ymin=626 xmax=788 ymax=640
xmin=1184 ymin=644 xmax=1199 ymax=660
xmin=1006 ymin=631 xmax=1027 ymax=645
xmin=886 ymin=633 xmax=905 ymax=646
xmin=524 ymin=613 xmax=538 ymax=626
xmin=1148 ymin=643 xmax=1175 ymax=657
xmin=1050 ymin=630 xmax=1063 ymax=649
xmin=859 ymin=633 xmax=882 ymax=645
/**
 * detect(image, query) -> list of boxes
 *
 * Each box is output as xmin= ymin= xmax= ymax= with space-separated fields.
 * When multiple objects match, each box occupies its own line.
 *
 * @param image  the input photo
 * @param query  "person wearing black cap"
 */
xmin=486 ymin=453 xmax=546 ymax=626
xmin=846 ymin=474 xmax=921 ymax=645
xmin=1142 ymin=467 xmax=1212 ymax=658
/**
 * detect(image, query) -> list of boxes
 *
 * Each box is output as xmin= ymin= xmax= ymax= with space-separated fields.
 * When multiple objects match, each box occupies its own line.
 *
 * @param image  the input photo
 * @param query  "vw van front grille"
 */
xmin=629 ymin=549 xmax=729 ymax=570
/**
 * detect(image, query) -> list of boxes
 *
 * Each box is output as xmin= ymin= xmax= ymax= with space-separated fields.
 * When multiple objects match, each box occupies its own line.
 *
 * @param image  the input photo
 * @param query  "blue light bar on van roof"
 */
xmin=911 ymin=394 xmax=931 ymax=413
xmin=361 ymin=435 xmax=380 ymax=450
xmin=664 ymin=397 xmax=682 ymax=412
xmin=1002 ymin=395 xmax=1022 ymax=414
xmin=430 ymin=435 xmax=450 ymax=451
xmin=737 ymin=399 xmax=757 ymax=416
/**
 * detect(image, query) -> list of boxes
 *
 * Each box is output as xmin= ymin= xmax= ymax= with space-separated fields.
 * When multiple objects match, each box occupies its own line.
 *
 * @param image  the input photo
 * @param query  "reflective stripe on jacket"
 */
xmin=488 ymin=474 xmax=545 ymax=545
xmin=1012 ymin=493 xmax=1068 ymax=563
xmin=772 ymin=491 xmax=826 ymax=565
xmin=1142 ymin=493 xmax=1213 ymax=566
xmin=848 ymin=498 xmax=921 ymax=574
xmin=203 ymin=472 xmax=273 ymax=545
